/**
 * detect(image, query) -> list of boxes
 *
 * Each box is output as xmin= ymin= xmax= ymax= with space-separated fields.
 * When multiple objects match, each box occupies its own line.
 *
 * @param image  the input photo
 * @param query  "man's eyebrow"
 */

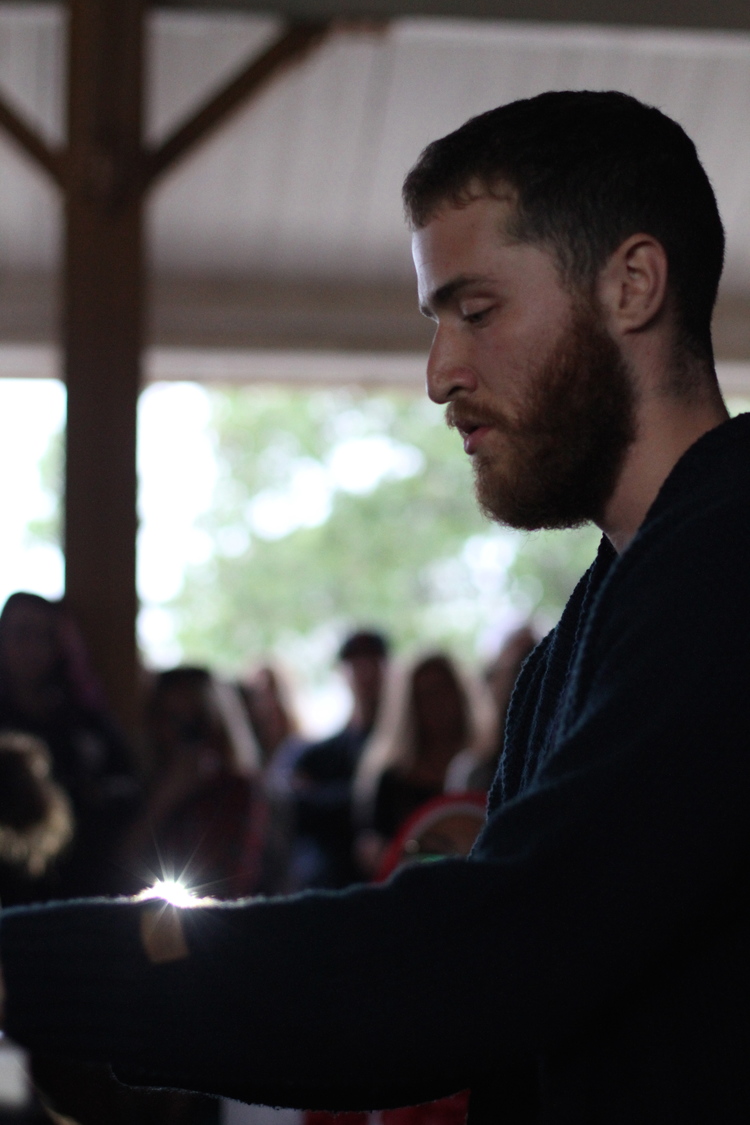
xmin=419 ymin=275 xmax=492 ymax=318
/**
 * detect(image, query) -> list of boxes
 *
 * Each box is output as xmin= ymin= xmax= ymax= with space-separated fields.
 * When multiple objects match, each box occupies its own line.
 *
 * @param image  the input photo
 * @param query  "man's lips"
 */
xmin=446 ymin=403 xmax=500 ymax=454
xmin=458 ymin=422 xmax=493 ymax=455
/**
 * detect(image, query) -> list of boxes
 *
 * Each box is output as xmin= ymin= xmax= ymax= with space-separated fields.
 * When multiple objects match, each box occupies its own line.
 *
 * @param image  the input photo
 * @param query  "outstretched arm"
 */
xmin=3 ymin=480 xmax=750 ymax=1112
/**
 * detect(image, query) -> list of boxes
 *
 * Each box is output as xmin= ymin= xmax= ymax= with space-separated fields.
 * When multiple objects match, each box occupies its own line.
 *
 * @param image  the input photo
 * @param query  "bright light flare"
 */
xmin=143 ymin=878 xmax=197 ymax=907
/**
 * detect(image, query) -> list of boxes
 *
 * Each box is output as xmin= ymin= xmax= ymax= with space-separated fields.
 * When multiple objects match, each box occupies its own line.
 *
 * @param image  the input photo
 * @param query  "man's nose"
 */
xmin=426 ymin=326 xmax=478 ymax=404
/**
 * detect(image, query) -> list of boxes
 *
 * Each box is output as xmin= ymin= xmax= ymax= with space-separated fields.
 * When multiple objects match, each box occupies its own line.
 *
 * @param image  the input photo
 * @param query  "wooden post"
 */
xmin=56 ymin=5 xmax=329 ymax=740
xmin=63 ymin=0 xmax=145 ymax=738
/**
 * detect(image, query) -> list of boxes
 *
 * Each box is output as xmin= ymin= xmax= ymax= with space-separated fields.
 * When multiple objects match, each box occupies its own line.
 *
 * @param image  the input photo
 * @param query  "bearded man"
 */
xmin=1 ymin=91 xmax=748 ymax=1125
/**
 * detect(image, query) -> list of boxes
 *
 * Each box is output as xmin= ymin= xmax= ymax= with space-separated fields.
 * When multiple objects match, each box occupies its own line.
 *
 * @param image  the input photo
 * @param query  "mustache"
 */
xmin=446 ymin=394 xmax=582 ymax=439
xmin=445 ymin=401 xmax=512 ymax=435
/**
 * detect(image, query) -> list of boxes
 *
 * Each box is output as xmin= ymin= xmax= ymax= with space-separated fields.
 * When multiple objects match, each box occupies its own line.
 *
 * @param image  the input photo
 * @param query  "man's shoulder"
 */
xmin=491 ymin=416 xmax=750 ymax=810
xmin=649 ymin=413 xmax=750 ymax=527
xmin=603 ymin=414 xmax=750 ymax=606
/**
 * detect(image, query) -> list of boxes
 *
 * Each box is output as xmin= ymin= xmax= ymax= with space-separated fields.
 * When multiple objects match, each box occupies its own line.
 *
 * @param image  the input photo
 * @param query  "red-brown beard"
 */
xmin=447 ymin=297 xmax=637 ymax=531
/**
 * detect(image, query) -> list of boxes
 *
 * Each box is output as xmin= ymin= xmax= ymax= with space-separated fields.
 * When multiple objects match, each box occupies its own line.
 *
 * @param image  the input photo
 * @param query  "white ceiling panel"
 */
xmin=0 ymin=5 xmax=749 ymax=358
xmin=147 ymin=17 xmax=750 ymax=293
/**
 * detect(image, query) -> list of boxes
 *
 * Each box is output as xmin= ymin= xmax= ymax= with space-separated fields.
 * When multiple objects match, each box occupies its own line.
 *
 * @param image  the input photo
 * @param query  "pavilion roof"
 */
xmin=0 ymin=3 xmax=748 ymax=387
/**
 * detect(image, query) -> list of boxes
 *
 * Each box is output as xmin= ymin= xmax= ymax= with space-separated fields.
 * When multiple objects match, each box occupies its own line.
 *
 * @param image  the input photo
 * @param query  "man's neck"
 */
xmin=600 ymin=391 xmax=729 ymax=554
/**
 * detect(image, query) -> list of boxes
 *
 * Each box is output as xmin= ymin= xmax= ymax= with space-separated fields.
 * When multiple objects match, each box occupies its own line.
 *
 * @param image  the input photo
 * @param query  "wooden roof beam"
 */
xmin=143 ymin=20 xmax=331 ymax=189
xmin=149 ymin=0 xmax=750 ymax=34
xmin=2 ymin=0 xmax=750 ymax=32
xmin=0 ymin=91 xmax=64 ymax=184
xmin=0 ymin=13 xmax=332 ymax=198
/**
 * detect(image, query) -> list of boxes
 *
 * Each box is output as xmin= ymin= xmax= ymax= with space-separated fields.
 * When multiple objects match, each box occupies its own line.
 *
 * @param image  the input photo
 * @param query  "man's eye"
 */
xmin=463 ymin=306 xmax=492 ymax=324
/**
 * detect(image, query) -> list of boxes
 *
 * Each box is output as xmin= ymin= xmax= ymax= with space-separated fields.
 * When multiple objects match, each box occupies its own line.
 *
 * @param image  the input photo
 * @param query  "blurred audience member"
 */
xmin=290 ymin=630 xmax=390 ymax=889
xmin=239 ymin=662 xmax=310 ymax=894
xmin=306 ymin=795 xmax=486 ymax=1125
xmin=446 ymin=625 xmax=538 ymax=794
xmin=0 ymin=730 xmax=74 ymax=906
xmin=237 ymin=661 xmax=301 ymax=769
xmin=0 ymin=591 xmax=139 ymax=897
xmin=240 ymin=657 xmax=310 ymax=792
xmin=123 ymin=666 xmax=266 ymax=899
xmin=355 ymin=652 xmax=481 ymax=876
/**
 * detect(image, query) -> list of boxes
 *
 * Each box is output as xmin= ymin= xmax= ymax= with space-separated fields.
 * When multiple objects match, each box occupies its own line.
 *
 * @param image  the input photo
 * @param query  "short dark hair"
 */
xmin=338 ymin=630 xmax=389 ymax=662
xmin=403 ymin=90 xmax=724 ymax=365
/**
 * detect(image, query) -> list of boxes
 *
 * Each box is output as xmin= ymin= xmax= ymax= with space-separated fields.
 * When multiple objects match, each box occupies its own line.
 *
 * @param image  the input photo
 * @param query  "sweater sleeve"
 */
xmin=3 ymin=478 xmax=750 ymax=1111
xmin=0 ymin=874 xmax=527 ymax=1111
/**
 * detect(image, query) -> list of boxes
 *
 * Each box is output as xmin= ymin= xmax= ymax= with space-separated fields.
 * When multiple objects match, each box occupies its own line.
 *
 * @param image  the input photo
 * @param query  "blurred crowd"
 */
xmin=0 ymin=589 xmax=537 ymax=1124
xmin=0 ymin=591 xmax=538 ymax=912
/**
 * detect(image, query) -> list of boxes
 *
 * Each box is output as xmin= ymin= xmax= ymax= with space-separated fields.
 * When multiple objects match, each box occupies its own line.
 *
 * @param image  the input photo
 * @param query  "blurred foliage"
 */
xmin=22 ymin=390 xmax=750 ymax=680
xmin=173 ymin=386 xmax=600 ymax=673
xmin=507 ymin=524 xmax=602 ymax=623
xmin=26 ymin=426 xmax=63 ymax=549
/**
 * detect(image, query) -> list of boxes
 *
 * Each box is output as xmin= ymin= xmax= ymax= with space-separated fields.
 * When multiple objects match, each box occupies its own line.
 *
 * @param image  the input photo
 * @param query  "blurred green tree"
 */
xmin=24 ymin=388 xmax=750 ymax=685
xmin=25 ymin=426 xmax=63 ymax=551
xmin=173 ymin=386 xmax=601 ymax=674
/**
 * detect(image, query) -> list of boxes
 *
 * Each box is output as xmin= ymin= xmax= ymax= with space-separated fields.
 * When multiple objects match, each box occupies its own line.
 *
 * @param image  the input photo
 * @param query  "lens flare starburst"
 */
xmin=143 ymin=878 xmax=197 ymax=907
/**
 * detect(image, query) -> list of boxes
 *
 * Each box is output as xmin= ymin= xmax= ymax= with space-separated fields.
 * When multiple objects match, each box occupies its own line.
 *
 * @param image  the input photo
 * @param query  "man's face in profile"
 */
xmin=412 ymin=195 xmax=636 ymax=530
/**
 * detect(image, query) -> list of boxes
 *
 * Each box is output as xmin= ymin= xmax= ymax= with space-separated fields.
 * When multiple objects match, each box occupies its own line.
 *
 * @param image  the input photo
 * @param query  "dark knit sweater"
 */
xmin=5 ymin=415 xmax=750 ymax=1124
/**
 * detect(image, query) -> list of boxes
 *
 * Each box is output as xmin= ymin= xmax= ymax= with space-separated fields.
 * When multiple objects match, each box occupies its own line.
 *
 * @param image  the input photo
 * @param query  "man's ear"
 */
xmin=597 ymin=234 xmax=669 ymax=337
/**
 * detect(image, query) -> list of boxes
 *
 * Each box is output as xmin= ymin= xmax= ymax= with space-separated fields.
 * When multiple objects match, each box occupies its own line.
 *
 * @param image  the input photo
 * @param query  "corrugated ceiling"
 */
xmin=0 ymin=4 xmax=749 ymax=376
xmin=152 ymin=15 xmax=750 ymax=291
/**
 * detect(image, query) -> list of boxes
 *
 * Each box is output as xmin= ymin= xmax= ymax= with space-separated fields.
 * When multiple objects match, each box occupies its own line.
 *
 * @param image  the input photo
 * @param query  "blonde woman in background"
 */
xmin=446 ymin=624 xmax=538 ymax=795
xmin=354 ymin=652 xmax=489 ymax=877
